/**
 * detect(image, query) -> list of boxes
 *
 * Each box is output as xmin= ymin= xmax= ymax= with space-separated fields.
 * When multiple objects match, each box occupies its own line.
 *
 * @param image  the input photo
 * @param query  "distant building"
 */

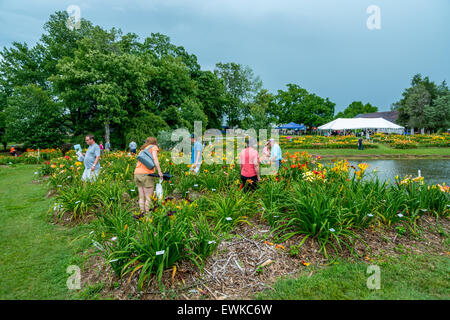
xmin=354 ymin=111 xmax=399 ymax=124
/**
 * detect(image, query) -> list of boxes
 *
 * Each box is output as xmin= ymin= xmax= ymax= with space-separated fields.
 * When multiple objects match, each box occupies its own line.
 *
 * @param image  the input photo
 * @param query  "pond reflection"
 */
xmin=343 ymin=159 xmax=450 ymax=185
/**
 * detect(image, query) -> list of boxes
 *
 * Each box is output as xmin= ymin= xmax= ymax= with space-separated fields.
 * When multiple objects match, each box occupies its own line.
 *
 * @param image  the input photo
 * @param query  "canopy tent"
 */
xmin=277 ymin=122 xmax=306 ymax=130
xmin=318 ymin=118 xmax=404 ymax=133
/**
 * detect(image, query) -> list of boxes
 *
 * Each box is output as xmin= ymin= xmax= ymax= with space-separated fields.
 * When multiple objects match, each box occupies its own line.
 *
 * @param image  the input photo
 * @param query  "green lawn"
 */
xmin=287 ymin=144 xmax=450 ymax=157
xmin=0 ymin=164 xmax=89 ymax=299
xmin=256 ymin=254 xmax=450 ymax=300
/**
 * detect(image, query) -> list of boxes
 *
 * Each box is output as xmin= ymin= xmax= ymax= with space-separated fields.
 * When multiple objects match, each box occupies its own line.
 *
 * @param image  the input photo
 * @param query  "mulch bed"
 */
xmin=77 ymin=214 xmax=449 ymax=300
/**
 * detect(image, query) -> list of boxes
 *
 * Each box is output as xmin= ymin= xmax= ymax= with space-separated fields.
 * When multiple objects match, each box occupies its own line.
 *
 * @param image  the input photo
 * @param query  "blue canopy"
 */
xmin=277 ymin=122 xmax=306 ymax=130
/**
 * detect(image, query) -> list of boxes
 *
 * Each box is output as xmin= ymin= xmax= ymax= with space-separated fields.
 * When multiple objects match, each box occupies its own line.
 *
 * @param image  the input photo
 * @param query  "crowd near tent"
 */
xmin=317 ymin=118 xmax=404 ymax=134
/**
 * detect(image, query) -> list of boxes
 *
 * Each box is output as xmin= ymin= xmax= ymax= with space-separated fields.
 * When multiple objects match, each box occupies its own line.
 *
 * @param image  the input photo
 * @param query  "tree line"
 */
xmin=0 ymin=11 xmax=448 ymax=149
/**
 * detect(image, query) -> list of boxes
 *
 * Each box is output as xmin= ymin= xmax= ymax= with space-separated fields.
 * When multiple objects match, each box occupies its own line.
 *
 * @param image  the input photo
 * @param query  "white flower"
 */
xmin=329 ymin=228 xmax=336 ymax=232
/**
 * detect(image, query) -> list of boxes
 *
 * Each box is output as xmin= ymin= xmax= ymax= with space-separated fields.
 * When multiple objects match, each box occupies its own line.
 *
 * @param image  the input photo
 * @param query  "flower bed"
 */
xmin=38 ymin=150 xmax=449 ymax=290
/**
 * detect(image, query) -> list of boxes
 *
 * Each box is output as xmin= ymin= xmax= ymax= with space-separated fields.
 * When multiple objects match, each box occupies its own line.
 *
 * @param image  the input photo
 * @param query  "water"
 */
xmin=344 ymin=159 xmax=450 ymax=185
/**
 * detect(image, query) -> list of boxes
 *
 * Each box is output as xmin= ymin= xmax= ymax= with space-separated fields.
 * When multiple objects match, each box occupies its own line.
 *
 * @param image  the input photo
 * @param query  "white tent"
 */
xmin=318 ymin=118 xmax=404 ymax=133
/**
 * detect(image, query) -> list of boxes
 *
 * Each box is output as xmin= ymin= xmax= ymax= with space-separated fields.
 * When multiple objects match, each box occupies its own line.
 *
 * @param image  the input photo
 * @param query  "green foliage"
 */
xmin=125 ymin=112 xmax=169 ymax=147
xmin=5 ymin=85 xmax=64 ymax=148
xmin=270 ymin=84 xmax=335 ymax=127
xmin=393 ymin=74 xmax=449 ymax=130
xmin=214 ymin=62 xmax=262 ymax=127
xmin=335 ymin=101 xmax=378 ymax=118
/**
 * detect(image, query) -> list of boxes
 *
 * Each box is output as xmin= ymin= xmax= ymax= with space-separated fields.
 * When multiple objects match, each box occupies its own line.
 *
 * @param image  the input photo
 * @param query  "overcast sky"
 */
xmin=0 ymin=0 xmax=449 ymax=113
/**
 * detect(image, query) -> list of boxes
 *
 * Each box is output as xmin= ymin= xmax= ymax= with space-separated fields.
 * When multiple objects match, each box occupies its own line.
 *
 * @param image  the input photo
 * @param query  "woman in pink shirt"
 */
xmin=239 ymin=138 xmax=261 ymax=191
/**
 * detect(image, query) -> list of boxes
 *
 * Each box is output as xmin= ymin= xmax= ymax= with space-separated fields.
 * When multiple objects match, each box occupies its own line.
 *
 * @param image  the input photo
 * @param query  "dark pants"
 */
xmin=241 ymin=175 xmax=258 ymax=192
xmin=131 ymin=149 xmax=136 ymax=154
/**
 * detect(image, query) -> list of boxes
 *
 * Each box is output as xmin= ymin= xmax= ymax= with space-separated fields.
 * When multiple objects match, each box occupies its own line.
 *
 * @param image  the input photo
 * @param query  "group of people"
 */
xmin=79 ymin=134 xmax=282 ymax=217
xmin=239 ymin=138 xmax=282 ymax=191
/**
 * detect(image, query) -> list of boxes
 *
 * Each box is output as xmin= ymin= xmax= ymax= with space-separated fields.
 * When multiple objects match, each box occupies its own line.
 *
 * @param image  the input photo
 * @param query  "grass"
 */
xmin=287 ymin=144 xmax=450 ymax=158
xmin=256 ymin=254 xmax=450 ymax=300
xmin=0 ymin=164 xmax=89 ymax=299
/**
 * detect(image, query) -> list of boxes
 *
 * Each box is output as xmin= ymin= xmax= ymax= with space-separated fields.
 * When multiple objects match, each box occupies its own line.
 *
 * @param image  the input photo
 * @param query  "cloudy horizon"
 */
xmin=0 ymin=0 xmax=449 ymax=113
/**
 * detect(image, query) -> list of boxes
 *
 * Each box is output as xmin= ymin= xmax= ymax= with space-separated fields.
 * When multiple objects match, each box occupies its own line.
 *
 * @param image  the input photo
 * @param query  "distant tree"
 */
xmin=424 ymin=92 xmax=450 ymax=130
xmin=270 ymin=84 xmax=335 ymax=127
xmin=335 ymin=101 xmax=378 ymax=118
xmin=5 ymin=85 xmax=64 ymax=148
xmin=393 ymin=74 xmax=448 ymax=129
xmin=0 ymin=109 xmax=6 ymax=150
xmin=125 ymin=112 xmax=169 ymax=147
xmin=214 ymin=62 xmax=262 ymax=127
xmin=241 ymin=89 xmax=274 ymax=130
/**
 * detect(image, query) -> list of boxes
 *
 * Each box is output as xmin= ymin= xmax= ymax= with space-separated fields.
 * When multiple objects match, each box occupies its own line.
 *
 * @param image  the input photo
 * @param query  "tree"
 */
xmin=5 ymin=85 xmax=64 ymax=148
xmin=335 ymin=101 xmax=378 ymax=118
xmin=424 ymin=92 xmax=450 ymax=130
xmin=270 ymin=84 xmax=335 ymax=127
xmin=214 ymin=62 xmax=262 ymax=127
xmin=0 ymin=109 xmax=6 ymax=150
xmin=241 ymin=89 xmax=274 ymax=130
xmin=195 ymin=70 xmax=226 ymax=129
xmin=393 ymin=74 xmax=448 ymax=129
xmin=125 ymin=112 xmax=169 ymax=147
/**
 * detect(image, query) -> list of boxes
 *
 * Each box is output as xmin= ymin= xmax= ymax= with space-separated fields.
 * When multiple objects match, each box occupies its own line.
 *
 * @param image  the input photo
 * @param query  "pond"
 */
xmin=343 ymin=159 xmax=450 ymax=185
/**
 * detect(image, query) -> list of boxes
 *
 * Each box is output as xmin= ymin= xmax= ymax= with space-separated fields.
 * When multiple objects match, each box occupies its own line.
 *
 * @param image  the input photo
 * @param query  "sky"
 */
xmin=0 ymin=0 xmax=449 ymax=113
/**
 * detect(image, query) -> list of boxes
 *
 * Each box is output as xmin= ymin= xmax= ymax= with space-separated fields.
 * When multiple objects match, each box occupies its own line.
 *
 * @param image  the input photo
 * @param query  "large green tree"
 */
xmin=393 ymin=74 xmax=449 ymax=129
xmin=270 ymin=84 xmax=335 ymax=127
xmin=335 ymin=101 xmax=378 ymax=118
xmin=5 ymin=85 xmax=64 ymax=148
xmin=214 ymin=62 xmax=262 ymax=127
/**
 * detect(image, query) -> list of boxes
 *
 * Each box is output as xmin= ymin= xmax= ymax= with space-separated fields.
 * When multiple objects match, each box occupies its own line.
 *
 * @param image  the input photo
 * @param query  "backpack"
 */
xmin=137 ymin=145 xmax=155 ymax=170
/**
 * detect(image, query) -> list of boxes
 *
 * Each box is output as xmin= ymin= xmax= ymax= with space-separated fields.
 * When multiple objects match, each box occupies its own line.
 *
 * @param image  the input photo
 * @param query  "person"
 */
xmin=261 ymin=141 xmax=271 ymax=164
xmin=190 ymin=133 xmax=203 ymax=174
xmin=10 ymin=146 xmax=17 ymax=157
xmin=358 ymin=137 xmax=364 ymax=150
xmin=239 ymin=138 xmax=261 ymax=192
xmin=269 ymin=138 xmax=282 ymax=169
xmin=99 ymin=141 xmax=104 ymax=155
xmin=105 ymin=140 xmax=111 ymax=152
xmin=134 ymin=137 xmax=163 ymax=217
xmin=81 ymin=134 xmax=101 ymax=182
xmin=129 ymin=140 xmax=137 ymax=154
xmin=366 ymin=131 xmax=370 ymax=140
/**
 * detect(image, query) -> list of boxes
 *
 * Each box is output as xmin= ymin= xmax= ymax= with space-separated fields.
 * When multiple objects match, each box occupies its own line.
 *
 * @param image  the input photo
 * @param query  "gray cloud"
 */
xmin=0 ymin=0 xmax=449 ymax=112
